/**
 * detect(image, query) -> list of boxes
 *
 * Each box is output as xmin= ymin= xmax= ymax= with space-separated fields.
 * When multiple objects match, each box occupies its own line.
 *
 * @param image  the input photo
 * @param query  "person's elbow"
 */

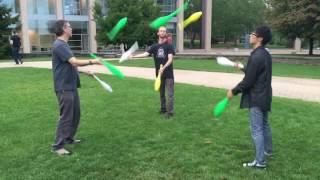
xmin=68 ymin=57 xmax=79 ymax=67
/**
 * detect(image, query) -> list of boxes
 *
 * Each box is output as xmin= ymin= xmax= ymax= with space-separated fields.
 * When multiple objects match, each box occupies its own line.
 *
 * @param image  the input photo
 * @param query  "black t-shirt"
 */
xmin=11 ymin=35 xmax=21 ymax=47
xmin=52 ymin=39 xmax=80 ymax=92
xmin=147 ymin=42 xmax=174 ymax=79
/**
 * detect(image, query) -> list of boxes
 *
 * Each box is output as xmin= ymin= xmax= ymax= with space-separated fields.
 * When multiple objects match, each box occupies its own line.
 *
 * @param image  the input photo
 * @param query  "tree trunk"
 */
xmin=309 ymin=38 xmax=314 ymax=56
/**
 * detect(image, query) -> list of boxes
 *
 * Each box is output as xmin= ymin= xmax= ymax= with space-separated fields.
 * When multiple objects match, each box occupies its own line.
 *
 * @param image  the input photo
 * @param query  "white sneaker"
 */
xmin=54 ymin=148 xmax=71 ymax=156
xmin=243 ymin=160 xmax=266 ymax=169
xmin=264 ymin=151 xmax=272 ymax=156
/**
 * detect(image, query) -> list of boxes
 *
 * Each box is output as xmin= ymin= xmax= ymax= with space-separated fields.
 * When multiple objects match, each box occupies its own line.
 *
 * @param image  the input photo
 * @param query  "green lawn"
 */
xmin=1 ymin=56 xmax=319 ymax=79
xmin=115 ymin=58 xmax=320 ymax=79
xmin=1 ymin=68 xmax=319 ymax=179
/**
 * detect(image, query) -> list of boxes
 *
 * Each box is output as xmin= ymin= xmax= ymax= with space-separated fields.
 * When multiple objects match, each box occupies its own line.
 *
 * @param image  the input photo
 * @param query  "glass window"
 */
xmin=63 ymin=0 xmax=88 ymax=15
xmin=28 ymin=20 xmax=56 ymax=52
xmin=27 ymin=0 xmax=56 ymax=15
xmin=68 ymin=21 xmax=89 ymax=51
xmin=157 ymin=0 xmax=175 ymax=14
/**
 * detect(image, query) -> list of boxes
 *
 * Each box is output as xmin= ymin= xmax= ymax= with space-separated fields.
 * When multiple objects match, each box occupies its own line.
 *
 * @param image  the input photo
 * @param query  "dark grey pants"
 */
xmin=160 ymin=78 xmax=174 ymax=113
xmin=52 ymin=90 xmax=80 ymax=150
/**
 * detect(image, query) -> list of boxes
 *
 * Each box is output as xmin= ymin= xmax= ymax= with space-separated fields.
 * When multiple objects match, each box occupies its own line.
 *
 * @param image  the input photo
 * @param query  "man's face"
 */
xmin=64 ymin=22 xmax=73 ymax=37
xmin=157 ymin=27 xmax=167 ymax=39
xmin=249 ymin=32 xmax=262 ymax=45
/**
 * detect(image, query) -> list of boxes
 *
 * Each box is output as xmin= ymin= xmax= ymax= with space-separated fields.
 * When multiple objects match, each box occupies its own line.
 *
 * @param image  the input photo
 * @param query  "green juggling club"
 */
xmin=213 ymin=97 xmax=229 ymax=118
xmin=89 ymin=54 xmax=125 ymax=79
xmin=107 ymin=17 xmax=128 ymax=41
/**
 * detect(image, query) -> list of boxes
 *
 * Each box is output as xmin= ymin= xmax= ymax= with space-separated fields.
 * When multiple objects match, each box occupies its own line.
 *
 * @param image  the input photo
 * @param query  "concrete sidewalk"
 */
xmin=1 ymin=61 xmax=320 ymax=103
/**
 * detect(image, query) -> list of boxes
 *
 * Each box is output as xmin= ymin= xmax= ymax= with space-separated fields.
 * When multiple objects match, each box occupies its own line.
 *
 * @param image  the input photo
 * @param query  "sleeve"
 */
xmin=232 ymin=54 xmax=263 ymax=95
xmin=55 ymin=44 xmax=74 ymax=62
xmin=167 ymin=44 xmax=174 ymax=55
xmin=147 ymin=44 xmax=155 ymax=55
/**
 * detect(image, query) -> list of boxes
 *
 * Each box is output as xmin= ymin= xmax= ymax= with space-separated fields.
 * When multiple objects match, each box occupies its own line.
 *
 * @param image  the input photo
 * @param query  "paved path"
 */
xmin=1 ymin=61 xmax=320 ymax=103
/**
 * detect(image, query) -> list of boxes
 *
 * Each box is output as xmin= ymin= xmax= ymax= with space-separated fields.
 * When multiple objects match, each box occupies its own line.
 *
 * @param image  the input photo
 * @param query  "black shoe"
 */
xmin=20 ymin=60 xmax=23 ymax=64
xmin=164 ymin=112 xmax=174 ymax=119
xmin=243 ymin=160 xmax=266 ymax=169
xmin=159 ymin=110 xmax=167 ymax=114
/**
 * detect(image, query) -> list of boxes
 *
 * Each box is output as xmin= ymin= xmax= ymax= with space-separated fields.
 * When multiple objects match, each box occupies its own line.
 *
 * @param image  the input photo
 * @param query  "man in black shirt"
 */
xmin=10 ymin=31 xmax=22 ymax=64
xmin=227 ymin=26 xmax=273 ymax=169
xmin=51 ymin=20 xmax=101 ymax=155
xmin=132 ymin=26 xmax=175 ymax=118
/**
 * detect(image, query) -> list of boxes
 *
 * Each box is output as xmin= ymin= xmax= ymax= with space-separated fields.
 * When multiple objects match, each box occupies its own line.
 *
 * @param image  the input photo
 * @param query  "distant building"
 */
xmin=2 ymin=0 xmax=212 ymax=54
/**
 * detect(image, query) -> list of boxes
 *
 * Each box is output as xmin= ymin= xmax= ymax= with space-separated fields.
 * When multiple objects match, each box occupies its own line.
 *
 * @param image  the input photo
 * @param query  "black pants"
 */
xmin=160 ymin=78 xmax=174 ymax=113
xmin=52 ymin=90 xmax=80 ymax=150
xmin=12 ymin=47 xmax=21 ymax=64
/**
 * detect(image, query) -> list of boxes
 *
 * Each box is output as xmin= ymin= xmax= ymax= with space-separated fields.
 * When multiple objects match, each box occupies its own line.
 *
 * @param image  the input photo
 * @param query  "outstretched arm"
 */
xmin=68 ymin=57 xmax=102 ymax=67
xmin=132 ymin=52 xmax=150 ymax=58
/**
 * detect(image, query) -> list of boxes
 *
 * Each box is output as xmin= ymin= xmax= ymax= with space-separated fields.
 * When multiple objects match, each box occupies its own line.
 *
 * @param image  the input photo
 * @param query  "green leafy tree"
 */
xmin=268 ymin=0 xmax=320 ymax=55
xmin=93 ymin=0 xmax=161 ymax=49
xmin=0 ymin=0 xmax=19 ymax=59
xmin=212 ymin=0 xmax=267 ymax=45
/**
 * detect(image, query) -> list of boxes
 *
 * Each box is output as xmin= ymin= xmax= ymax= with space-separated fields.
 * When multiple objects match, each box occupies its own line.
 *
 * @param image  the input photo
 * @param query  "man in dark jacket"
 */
xmin=11 ymin=31 xmax=22 ymax=64
xmin=227 ymin=26 xmax=273 ymax=169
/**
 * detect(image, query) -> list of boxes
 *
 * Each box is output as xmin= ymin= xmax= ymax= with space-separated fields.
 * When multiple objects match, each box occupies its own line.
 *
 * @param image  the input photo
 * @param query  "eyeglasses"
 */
xmin=250 ymin=32 xmax=257 ymax=37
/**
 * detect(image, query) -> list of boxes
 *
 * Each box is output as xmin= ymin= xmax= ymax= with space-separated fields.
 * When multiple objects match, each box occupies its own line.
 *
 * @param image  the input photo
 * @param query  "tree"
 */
xmin=93 ymin=0 xmax=161 ymax=49
xmin=212 ymin=0 xmax=267 ymax=45
xmin=0 ymin=0 xmax=19 ymax=59
xmin=268 ymin=0 xmax=320 ymax=55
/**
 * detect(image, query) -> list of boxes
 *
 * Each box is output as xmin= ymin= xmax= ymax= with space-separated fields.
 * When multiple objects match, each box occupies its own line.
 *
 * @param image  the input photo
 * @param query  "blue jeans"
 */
xmin=249 ymin=107 xmax=272 ymax=164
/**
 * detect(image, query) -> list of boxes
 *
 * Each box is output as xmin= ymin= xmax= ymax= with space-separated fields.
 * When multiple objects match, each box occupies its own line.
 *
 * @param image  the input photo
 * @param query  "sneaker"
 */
xmin=53 ymin=148 xmax=71 ymax=156
xmin=66 ymin=139 xmax=81 ymax=144
xmin=264 ymin=151 xmax=272 ymax=157
xmin=243 ymin=160 xmax=266 ymax=169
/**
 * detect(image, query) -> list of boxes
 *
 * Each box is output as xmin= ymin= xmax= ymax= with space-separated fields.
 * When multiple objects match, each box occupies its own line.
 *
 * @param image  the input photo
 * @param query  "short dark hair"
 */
xmin=255 ymin=26 xmax=272 ymax=46
xmin=54 ymin=20 xmax=68 ymax=36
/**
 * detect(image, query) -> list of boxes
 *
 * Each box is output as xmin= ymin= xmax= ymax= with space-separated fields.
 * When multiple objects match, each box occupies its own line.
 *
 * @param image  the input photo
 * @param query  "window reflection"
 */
xmin=27 ymin=0 xmax=56 ymax=15
xmin=68 ymin=21 xmax=89 ymax=51
xmin=28 ymin=20 xmax=56 ymax=52
xmin=64 ymin=0 xmax=88 ymax=15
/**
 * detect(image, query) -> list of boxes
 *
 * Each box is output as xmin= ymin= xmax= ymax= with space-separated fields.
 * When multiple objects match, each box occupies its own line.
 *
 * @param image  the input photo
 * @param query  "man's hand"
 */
xmin=227 ymin=89 xmax=233 ymax=99
xmin=234 ymin=61 xmax=244 ymax=69
xmin=159 ymin=66 xmax=164 ymax=76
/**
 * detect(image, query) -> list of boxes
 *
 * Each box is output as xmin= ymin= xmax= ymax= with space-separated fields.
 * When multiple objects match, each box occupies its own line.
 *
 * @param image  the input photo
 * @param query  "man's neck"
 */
xmin=57 ymin=35 xmax=69 ymax=42
xmin=253 ymin=42 xmax=262 ymax=49
xmin=158 ymin=37 xmax=166 ymax=44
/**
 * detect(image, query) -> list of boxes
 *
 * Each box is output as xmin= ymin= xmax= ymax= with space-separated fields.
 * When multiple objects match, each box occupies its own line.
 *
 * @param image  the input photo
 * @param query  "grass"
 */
xmin=115 ymin=58 xmax=320 ymax=79
xmin=2 ymin=56 xmax=320 ymax=79
xmin=0 ymin=68 xmax=320 ymax=179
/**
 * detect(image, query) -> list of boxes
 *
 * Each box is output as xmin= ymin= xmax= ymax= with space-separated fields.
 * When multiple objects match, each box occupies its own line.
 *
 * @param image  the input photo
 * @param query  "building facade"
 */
xmin=2 ymin=0 xmax=211 ymax=54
